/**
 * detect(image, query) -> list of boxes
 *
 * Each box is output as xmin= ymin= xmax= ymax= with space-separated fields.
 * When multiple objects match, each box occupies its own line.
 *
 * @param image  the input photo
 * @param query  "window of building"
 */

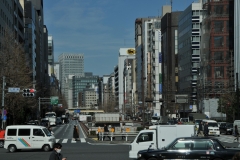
xmin=214 ymin=36 xmax=224 ymax=47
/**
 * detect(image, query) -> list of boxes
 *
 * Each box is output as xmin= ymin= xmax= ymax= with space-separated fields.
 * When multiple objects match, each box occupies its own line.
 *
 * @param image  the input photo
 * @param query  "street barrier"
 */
xmin=99 ymin=131 xmax=139 ymax=141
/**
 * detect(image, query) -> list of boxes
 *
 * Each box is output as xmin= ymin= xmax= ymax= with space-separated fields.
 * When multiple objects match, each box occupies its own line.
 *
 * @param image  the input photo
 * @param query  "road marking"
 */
xmin=80 ymin=138 xmax=86 ymax=143
xmin=62 ymin=139 xmax=68 ymax=143
xmin=56 ymin=139 xmax=60 ymax=143
xmin=71 ymin=139 xmax=77 ymax=143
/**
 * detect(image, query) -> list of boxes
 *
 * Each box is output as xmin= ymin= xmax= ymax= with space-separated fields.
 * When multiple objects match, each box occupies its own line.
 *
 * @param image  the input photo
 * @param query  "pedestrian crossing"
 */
xmin=56 ymin=138 xmax=86 ymax=144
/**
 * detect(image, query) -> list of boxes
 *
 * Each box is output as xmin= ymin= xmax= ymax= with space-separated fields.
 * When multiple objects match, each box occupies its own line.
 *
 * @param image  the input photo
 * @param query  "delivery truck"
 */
xmin=129 ymin=124 xmax=196 ymax=159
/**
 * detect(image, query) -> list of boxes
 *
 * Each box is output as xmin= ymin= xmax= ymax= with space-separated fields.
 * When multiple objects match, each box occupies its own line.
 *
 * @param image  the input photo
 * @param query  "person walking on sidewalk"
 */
xmin=103 ymin=124 xmax=111 ymax=141
xmin=197 ymin=121 xmax=204 ymax=137
xmin=204 ymin=122 xmax=209 ymax=137
xmin=234 ymin=125 xmax=239 ymax=142
xmin=73 ymin=125 xmax=80 ymax=141
xmin=121 ymin=123 xmax=126 ymax=140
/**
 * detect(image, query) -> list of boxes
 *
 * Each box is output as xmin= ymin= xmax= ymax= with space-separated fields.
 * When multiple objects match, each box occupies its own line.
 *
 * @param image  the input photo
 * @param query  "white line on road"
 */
xmin=56 ymin=139 xmax=60 ymax=143
xmin=80 ymin=138 xmax=86 ymax=143
xmin=62 ymin=139 xmax=68 ymax=143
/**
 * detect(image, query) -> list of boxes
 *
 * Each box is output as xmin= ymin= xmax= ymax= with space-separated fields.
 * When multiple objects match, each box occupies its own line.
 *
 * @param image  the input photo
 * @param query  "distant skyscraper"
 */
xmin=48 ymin=36 xmax=54 ymax=76
xmin=59 ymin=53 xmax=84 ymax=107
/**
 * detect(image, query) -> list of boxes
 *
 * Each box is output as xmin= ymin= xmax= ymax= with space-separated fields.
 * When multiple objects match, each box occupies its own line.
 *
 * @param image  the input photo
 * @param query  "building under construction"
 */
xmin=199 ymin=0 xmax=234 ymax=100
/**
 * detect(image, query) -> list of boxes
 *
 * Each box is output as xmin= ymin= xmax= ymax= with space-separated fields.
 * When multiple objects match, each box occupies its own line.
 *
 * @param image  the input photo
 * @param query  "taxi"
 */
xmin=137 ymin=137 xmax=240 ymax=160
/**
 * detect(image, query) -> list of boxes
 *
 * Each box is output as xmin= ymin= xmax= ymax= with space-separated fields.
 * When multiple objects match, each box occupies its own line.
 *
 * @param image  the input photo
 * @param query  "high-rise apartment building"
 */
xmin=59 ymin=53 xmax=84 ymax=107
xmin=114 ymin=48 xmax=135 ymax=113
xmin=178 ymin=1 xmax=203 ymax=112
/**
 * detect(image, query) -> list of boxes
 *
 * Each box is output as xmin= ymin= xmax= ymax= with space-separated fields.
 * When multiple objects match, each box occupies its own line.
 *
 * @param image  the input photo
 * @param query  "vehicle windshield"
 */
xmin=43 ymin=128 xmax=51 ymax=136
xmin=226 ymin=123 xmax=233 ymax=128
xmin=181 ymin=118 xmax=188 ymax=122
xmin=152 ymin=117 xmax=160 ymax=120
xmin=208 ymin=122 xmax=218 ymax=127
xmin=195 ymin=120 xmax=202 ymax=125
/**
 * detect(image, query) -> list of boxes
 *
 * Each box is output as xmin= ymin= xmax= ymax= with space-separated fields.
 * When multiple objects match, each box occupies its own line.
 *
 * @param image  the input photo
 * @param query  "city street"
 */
xmin=1 ymin=120 xmax=240 ymax=160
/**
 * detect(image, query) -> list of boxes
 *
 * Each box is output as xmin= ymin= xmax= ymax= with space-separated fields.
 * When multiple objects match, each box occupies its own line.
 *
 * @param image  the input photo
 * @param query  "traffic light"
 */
xmin=22 ymin=88 xmax=36 ymax=97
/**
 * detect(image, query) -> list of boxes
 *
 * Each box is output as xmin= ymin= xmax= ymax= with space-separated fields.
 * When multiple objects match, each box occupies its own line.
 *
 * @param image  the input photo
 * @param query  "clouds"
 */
xmin=44 ymin=0 xmax=195 ymax=76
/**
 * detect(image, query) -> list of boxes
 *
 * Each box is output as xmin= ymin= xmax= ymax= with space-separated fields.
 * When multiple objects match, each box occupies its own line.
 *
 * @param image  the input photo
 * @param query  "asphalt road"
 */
xmin=1 ymin=120 xmax=240 ymax=160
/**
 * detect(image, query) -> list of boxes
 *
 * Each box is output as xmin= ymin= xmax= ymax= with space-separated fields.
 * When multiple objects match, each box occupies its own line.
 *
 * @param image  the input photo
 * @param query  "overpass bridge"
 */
xmin=67 ymin=107 xmax=104 ymax=114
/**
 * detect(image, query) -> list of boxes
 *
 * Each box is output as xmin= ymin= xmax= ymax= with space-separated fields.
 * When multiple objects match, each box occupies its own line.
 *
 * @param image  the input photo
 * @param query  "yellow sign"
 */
xmin=127 ymin=49 xmax=135 ymax=55
xmin=126 ymin=128 xmax=130 ymax=132
xmin=110 ymin=128 xmax=115 ymax=132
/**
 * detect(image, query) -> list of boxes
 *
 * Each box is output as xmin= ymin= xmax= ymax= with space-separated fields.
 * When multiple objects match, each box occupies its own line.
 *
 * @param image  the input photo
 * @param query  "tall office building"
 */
xmin=234 ymin=0 xmax=240 ymax=88
xmin=48 ymin=36 xmax=54 ymax=76
xmin=161 ymin=11 xmax=182 ymax=115
xmin=178 ymin=1 xmax=203 ymax=112
xmin=59 ymin=53 xmax=84 ymax=107
xmin=72 ymin=72 xmax=98 ymax=108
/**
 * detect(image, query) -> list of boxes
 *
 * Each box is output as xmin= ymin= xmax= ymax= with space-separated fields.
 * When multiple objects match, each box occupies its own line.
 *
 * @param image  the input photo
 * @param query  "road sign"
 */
xmin=8 ymin=87 xmax=20 ymax=93
xmin=50 ymin=96 xmax=59 ymax=105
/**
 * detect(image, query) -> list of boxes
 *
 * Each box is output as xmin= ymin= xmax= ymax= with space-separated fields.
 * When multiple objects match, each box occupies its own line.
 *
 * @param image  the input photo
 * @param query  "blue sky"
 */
xmin=44 ymin=0 xmax=196 ymax=76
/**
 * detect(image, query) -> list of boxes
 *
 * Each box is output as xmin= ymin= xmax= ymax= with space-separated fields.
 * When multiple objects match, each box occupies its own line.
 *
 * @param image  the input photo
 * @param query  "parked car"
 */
xmin=137 ymin=137 xmax=240 ymax=160
xmin=219 ymin=122 xmax=233 ymax=135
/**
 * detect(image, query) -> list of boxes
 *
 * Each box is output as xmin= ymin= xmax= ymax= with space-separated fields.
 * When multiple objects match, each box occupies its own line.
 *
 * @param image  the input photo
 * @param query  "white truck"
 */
xmin=129 ymin=125 xmax=196 ymax=159
xmin=45 ymin=112 xmax=57 ymax=126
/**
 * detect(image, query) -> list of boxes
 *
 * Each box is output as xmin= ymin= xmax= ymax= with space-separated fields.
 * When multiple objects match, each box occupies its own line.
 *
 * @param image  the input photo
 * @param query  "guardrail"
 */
xmin=80 ymin=122 xmax=89 ymax=136
xmin=99 ymin=131 xmax=139 ymax=141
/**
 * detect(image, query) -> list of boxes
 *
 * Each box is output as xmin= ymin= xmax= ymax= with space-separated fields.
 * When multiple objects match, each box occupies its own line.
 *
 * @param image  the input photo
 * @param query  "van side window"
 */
xmin=18 ymin=129 xmax=30 ymax=136
xmin=7 ymin=129 xmax=17 ymax=136
xmin=33 ymin=129 xmax=44 ymax=136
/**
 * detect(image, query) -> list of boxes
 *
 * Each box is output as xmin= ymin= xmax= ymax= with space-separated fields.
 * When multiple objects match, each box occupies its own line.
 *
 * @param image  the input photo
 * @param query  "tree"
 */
xmin=218 ymin=92 xmax=237 ymax=122
xmin=0 ymin=28 xmax=36 ymax=124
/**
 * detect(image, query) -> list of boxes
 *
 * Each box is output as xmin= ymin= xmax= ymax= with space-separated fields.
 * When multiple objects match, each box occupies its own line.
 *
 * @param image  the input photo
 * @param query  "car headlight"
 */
xmin=137 ymin=153 xmax=142 ymax=158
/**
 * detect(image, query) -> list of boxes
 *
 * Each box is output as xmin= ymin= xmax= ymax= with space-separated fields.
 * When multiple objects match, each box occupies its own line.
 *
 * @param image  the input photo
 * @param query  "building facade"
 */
xmin=72 ymin=72 xmax=98 ymax=108
xmin=59 ymin=53 xmax=84 ymax=107
xmin=161 ymin=11 xmax=182 ymax=116
xmin=115 ymin=48 xmax=135 ymax=113
xmin=178 ymin=1 xmax=203 ymax=112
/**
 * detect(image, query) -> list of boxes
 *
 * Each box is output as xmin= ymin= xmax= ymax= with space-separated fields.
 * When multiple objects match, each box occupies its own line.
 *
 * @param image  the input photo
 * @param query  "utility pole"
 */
xmin=237 ymin=73 xmax=239 ymax=120
xmin=1 ymin=76 xmax=5 ymax=129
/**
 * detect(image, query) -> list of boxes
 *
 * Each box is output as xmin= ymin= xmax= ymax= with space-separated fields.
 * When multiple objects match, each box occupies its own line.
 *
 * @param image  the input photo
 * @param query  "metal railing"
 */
xmin=99 ymin=131 xmax=139 ymax=141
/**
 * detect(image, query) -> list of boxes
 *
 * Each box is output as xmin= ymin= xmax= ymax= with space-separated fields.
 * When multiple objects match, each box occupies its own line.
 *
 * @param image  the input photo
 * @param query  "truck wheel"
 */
xmin=0 ymin=141 xmax=4 ymax=148
xmin=42 ymin=144 xmax=50 ymax=151
xmin=8 ymin=144 xmax=17 ymax=153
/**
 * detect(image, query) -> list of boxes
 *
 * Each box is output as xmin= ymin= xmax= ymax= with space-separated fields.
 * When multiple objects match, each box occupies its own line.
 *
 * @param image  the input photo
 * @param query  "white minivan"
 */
xmin=4 ymin=125 xmax=56 ymax=153
xmin=202 ymin=119 xmax=220 ymax=136
xmin=233 ymin=120 xmax=240 ymax=134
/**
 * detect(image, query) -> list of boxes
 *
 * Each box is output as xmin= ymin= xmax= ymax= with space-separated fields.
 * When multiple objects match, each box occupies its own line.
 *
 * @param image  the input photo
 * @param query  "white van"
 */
xmin=202 ymin=119 xmax=220 ymax=136
xmin=233 ymin=120 xmax=240 ymax=134
xmin=4 ymin=125 xmax=56 ymax=152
